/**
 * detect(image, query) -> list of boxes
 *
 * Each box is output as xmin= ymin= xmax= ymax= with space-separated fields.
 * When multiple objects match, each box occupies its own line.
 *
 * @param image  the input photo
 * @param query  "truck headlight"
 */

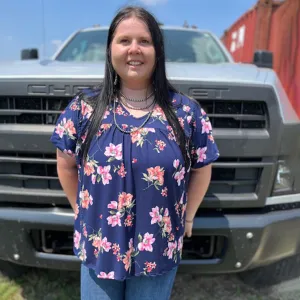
xmin=273 ymin=160 xmax=294 ymax=194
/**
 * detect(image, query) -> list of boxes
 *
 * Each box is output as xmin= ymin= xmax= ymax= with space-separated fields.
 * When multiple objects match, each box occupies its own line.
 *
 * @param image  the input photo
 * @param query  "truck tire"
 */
xmin=0 ymin=260 xmax=30 ymax=279
xmin=238 ymin=254 xmax=300 ymax=288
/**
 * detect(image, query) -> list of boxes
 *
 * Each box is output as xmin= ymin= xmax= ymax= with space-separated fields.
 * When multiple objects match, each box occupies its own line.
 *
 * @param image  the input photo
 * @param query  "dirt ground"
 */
xmin=171 ymin=273 xmax=300 ymax=300
xmin=2 ymin=268 xmax=300 ymax=300
xmin=0 ymin=270 xmax=300 ymax=300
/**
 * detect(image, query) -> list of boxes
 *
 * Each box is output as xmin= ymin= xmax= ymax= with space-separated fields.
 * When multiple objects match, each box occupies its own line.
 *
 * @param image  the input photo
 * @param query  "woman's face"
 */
xmin=111 ymin=17 xmax=156 ymax=89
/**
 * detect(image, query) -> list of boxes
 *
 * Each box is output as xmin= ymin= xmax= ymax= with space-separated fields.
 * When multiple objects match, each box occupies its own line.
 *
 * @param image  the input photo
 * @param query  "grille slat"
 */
xmin=0 ymin=96 xmax=72 ymax=125
xmin=0 ymin=152 xmax=263 ymax=205
xmin=189 ymin=89 xmax=268 ymax=129
xmin=207 ymin=114 xmax=265 ymax=121
xmin=0 ymin=156 xmax=56 ymax=164
xmin=1 ymin=95 xmax=268 ymax=129
xmin=202 ymin=100 xmax=267 ymax=129
xmin=210 ymin=180 xmax=257 ymax=186
xmin=0 ymin=109 xmax=62 ymax=115
xmin=0 ymin=174 xmax=57 ymax=180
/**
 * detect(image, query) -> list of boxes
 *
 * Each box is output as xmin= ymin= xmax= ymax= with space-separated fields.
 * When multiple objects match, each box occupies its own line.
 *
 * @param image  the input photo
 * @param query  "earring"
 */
xmin=152 ymin=79 xmax=156 ymax=92
xmin=114 ymin=74 xmax=118 ymax=86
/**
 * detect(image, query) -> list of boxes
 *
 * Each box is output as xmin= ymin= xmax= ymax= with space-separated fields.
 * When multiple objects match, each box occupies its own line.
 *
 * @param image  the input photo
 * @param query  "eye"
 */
xmin=120 ymin=39 xmax=129 ymax=44
xmin=141 ymin=39 xmax=150 ymax=44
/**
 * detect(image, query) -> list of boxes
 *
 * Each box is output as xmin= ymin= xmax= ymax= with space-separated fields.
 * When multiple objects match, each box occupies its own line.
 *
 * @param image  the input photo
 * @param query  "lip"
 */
xmin=127 ymin=60 xmax=144 ymax=65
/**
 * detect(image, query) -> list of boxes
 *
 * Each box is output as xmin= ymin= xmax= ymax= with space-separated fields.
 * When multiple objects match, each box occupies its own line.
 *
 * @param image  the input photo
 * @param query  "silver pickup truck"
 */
xmin=0 ymin=26 xmax=299 ymax=287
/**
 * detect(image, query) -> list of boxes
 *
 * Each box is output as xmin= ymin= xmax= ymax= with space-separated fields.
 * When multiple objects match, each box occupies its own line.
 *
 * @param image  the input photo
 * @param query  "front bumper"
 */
xmin=1 ymin=195 xmax=300 ymax=273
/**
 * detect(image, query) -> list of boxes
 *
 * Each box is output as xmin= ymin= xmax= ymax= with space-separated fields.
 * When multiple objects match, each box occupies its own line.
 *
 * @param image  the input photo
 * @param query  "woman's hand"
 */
xmin=56 ymin=149 xmax=78 ymax=212
xmin=184 ymin=165 xmax=212 ymax=238
xmin=184 ymin=220 xmax=193 ymax=238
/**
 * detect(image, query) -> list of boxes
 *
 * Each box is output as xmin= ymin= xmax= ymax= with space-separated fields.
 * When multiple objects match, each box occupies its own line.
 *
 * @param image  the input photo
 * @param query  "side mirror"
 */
xmin=21 ymin=48 xmax=39 ymax=60
xmin=253 ymin=50 xmax=273 ymax=69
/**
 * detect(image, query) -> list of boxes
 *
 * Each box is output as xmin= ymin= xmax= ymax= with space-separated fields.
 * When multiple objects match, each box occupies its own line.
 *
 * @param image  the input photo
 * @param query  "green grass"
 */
xmin=18 ymin=269 xmax=80 ymax=300
xmin=0 ymin=275 xmax=23 ymax=300
xmin=1 ymin=268 xmax=300 ymax=300
xmin=0 ymin=269 xmax=80 ymax=300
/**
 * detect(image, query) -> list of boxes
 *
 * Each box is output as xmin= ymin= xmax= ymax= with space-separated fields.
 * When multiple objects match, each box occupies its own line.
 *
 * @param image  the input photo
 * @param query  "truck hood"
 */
xmin=0 ymin=60 xmax=269 ymax=84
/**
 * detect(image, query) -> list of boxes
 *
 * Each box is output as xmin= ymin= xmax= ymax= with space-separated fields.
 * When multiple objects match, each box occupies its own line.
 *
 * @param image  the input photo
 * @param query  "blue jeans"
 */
xmin=80 ymin=264 xmax=177 ymax=300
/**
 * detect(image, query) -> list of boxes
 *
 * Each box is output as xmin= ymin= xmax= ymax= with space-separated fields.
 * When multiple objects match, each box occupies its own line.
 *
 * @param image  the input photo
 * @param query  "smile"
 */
xmin=127 ymin=61 xmax=143 ymax=66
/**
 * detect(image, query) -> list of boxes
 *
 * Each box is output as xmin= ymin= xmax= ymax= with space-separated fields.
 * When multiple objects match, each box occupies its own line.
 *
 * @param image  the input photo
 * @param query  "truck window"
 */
xmin=56 ymin=29 xmax=229 ymax=64
xmin=56 ymin=29 xmax=108 ymax=62
xmin=163 ymin=29 xmax=228 ymax=63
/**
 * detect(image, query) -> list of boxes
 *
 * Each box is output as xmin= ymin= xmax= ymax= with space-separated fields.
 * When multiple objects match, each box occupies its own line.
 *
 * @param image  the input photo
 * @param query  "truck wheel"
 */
xmin=238 ymin=254 xmax=300 ymax=288
xmin=0 ymin=260 xmax=30 ymax=279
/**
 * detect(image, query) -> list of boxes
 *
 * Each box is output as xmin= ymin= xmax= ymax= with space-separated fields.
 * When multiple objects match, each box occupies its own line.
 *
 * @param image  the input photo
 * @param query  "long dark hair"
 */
xmin=81 ymin=6 xmax=189 ymax=169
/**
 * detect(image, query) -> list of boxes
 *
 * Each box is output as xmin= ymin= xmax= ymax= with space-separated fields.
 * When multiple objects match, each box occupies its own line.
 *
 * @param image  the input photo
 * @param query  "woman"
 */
xmin=50 ymin=6 xmax=219 ymax=300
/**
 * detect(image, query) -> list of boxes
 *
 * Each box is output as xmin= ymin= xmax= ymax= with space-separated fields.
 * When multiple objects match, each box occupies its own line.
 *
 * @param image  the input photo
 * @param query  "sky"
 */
xmin=0 ymin=0 xmax=258 ymax=61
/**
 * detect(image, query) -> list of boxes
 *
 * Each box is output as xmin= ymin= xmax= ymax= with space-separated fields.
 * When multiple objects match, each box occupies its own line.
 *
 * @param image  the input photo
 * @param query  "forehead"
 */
xmin=114 ymin=17 xmax=151 ymax=36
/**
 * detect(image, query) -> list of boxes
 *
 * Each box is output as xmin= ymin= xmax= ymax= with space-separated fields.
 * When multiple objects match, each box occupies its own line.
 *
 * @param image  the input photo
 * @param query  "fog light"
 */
xmin=273 ymin=160 xmax=293 ymax=193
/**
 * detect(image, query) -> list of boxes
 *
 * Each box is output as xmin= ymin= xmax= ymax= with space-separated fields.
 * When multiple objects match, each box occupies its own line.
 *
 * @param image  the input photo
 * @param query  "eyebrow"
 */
xmin=116 ymin=34 xmax=151 ymax=40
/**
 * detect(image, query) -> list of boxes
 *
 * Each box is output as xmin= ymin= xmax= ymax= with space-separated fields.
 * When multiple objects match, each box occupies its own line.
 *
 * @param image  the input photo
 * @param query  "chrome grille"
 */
xmin=208 ymin=157 xmax=263 ymax=194
xmin=1 ymin=94 xmax=268 ymax=129
xmin=0 ymin=152 xmax=60 ymax=190
xmin=190 ymin=89 xmax=268 ymax=129
xmin=0 ymin=152 xmax=264 ymax=207
xmin=0 ymin=96 xmax=72 ymax=125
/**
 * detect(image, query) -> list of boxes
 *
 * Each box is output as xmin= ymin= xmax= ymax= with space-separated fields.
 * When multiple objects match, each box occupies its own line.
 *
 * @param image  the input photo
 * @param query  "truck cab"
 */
xmin=0 ymin=26 xmax=300 ymax=287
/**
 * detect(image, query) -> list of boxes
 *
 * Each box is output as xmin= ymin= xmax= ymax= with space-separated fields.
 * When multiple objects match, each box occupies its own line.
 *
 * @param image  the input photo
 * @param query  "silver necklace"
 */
xmin=113 ymin=99 xmax=154 ymax=134
xmin=121 ymin=98 xmax=155 ymax=111
xmin=119 ymin=91 xmax=154 ymax=103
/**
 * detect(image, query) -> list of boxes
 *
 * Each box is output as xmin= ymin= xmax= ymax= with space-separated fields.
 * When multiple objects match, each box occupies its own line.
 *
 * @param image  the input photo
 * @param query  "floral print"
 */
xmin=150 ymin=206 xmax=172 ymax=238
xmin=175 ymin=192 xmax=187 ymax=226
xmin=74 ymin=230 xmax=81 ymax=249
xmin=151 ymin=106 xmax=167 ymax=123
xmin=195 ymin=147 xmax=207 ymax=163
xmin=104 ymin=143 xmax=123 ymax=162
xmin=83 ymin=156 xmax=113 ymax=185
xmin=78 ymin=241 xmax=87 ymax=262
xmin=112 ymin=238 xmax=148 ymax=273
xmin=142 ymin=166 xmax=165 ymax=190
xmin=154 ymin=140 xmax=166 ymax=153
xmin=88 ymin=229 xmax=112 ymax=258
xmin=143 ymin=261 xmax=157 ymax=275
xmin=113 ymin=163 xmax=127 ymax=178
xmin=50 ymin=89 xmax=219 ymax=281
xmin=97 ymin=271 xmax=115 ymax=279
xmin=131 ymin=128 xmax=155 ymax=147
xmin=138 ymin=233 xmax=156 ymax=252
xmin=107 ymin=192 xmax=135 ymax=227
xmin=79 ymin=187 xmax=93 ymax=209
xmin=173 ymin=159 xmax=186 ymax=186
xmin=55 ymin=118 xmax=76 ymax=140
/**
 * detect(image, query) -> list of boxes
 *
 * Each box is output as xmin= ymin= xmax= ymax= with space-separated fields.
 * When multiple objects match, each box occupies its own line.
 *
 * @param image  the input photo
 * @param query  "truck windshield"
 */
xmin=55 ymin=28 xmax=229 ymax=64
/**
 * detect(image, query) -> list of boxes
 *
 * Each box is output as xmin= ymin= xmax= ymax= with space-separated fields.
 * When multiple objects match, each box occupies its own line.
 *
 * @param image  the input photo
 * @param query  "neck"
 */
xmin=120 ymin=82 xmax=153 ymax=99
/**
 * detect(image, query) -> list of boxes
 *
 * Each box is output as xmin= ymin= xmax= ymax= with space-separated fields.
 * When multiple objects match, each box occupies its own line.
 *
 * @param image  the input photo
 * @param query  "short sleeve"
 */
xmin=50 ymin=95 xmax=81 ymax=157
xmin=189 ymin=103 xmax=220 ymax=169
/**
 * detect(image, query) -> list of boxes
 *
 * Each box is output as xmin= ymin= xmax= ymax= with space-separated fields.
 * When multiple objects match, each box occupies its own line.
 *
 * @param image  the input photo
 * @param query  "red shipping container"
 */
xmin=221 ymin=0 xmax=300 ymax=118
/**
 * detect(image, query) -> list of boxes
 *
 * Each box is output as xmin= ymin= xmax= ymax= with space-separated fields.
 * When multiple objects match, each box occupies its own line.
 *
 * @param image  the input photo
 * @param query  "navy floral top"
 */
xmin=50 ymin=89 xmax=219 ymax=280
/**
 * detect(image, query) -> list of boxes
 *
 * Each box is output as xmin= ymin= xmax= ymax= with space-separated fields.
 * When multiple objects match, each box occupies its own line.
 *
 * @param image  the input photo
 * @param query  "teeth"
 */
xmin=128 ymin=61 xmax=142 ymax=66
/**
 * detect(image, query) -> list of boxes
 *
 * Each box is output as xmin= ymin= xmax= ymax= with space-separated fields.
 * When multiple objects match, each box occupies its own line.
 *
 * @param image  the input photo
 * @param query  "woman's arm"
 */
xmin=56 ymin=149 xmax=78 ymax=212
xmin=184 ymin=164 xmax=212 ymax=237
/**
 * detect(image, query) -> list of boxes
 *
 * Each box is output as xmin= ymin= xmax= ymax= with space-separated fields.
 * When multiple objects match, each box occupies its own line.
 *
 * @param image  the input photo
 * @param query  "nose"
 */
xmin=128 ymin=40 xmax=141 ymax=54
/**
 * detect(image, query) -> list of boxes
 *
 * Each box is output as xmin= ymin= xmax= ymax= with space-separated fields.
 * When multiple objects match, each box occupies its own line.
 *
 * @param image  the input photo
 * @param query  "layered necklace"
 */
xmin=113 ymin=91 xmax=156 ymax=134
xmin=120 ymin=91 xmax=154 ymax=103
